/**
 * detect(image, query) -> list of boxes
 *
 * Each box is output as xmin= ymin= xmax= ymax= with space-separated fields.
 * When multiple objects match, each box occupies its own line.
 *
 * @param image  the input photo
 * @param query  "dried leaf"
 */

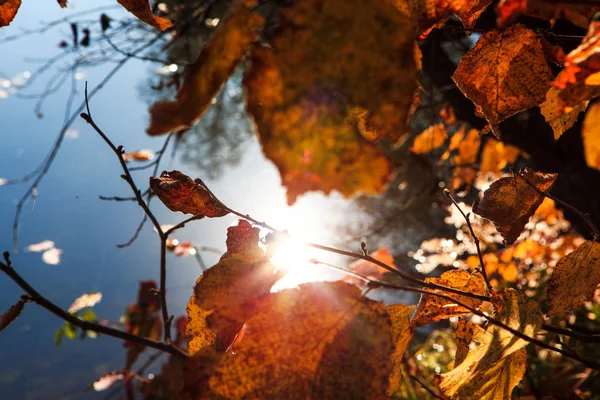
xmin=411 ymin=124 xmax=448 ymax=154
xmin=411 ymin=270 xmax=487 ymax=328
xmin=25 ymin=240 xmax=55 ymax=252
xmin=124 ymin=281 xmax=161 ymax=368
xmin=68 ymin=292 xmax=102 ymax=314
xmin=439 ymin=289 xmax=541 ymax=399
xmin=149 ymin=170 xmax=228 ymax=217
xmin=582 ymin=101 xmax=600 ymax=170
xmin=0 ymin=0 xmax=21 ymax=27
xmin=547 ymin=240 xmax=600 ymax=316
xmin=122 ymin=149 xmax=154 ymax=162
xmin=207 ymin=281 xmax=394 ymax=399
xmin=42 ymin=248 xmax=62 ymax=265
xmin=117 ymin=0 xmax=172 ymax=30
xmin=0 ymin=299 xmax=26 ymax=333
xmin=147 ymin=0 xmax=264 ymax=135
xmin=553 ymin=21 xmax=600 ymax=113
xmin=452 ymin=24 xmax=554 ymax=138
xmin=541 ymin=86 xmax=589 ymax=140
xmin=497 ymin=0 xmax=600 ymax=29
xmin=447 ymin=127 xmax=482 ymax=191
xmin=186 ymin=220 xmax=284 ymax=353
xmin=473 ymin=168 xmax=557 ymax=245
xmin=387 ymin=304 xmax=415 ymax=397
xmin=479 ymin=138 xmax=521 ymax=175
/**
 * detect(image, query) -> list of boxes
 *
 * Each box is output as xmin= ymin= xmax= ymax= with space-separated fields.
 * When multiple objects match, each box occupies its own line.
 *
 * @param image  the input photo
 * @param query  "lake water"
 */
xmin=0 ymin=2 xmax=434 ymax=398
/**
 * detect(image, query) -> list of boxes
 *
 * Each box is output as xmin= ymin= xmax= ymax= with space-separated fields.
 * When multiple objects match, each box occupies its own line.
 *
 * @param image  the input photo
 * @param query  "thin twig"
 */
xmin=542 ymin=324 xmax=600 ymax=343
xmin=444 ymin=189 xmax=493 ymax=293
xmin=0 ymin=253 xmax=187 ymax=360
xmin=409 ymin=374 xmax=448 ymax=400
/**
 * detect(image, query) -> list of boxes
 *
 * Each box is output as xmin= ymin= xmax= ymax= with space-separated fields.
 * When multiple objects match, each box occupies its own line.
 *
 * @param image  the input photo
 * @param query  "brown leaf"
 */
xmin=387 ymin=304 xmax=415 ymax=397
xmin=547 ymin=240 xmax=600 ymax=316
xmin=553 ymin=21 xmax=600 ymax=113
xmin=57 ymin=0 xmax=67 ymax=8
xmin=582 ymin=101 xmax=600 ymax=170
xmin=473 ymin=168 xmax=557 ymax=245
xmin=207 ymin=281 xmax=394 ymax=399
xmin=0 ymin=0 xmax=20 ymax=27
xmin=497 ymin=0 xmax=600 ymax=29
xmin=540 ymin=86 xmax=589 ymax=140
xmin=186 ymin=220 xmax=284 ymax=353
xmin=410 ymin=124 xmax=448 ymax=154
xmin=149 ymin=170 xmax=228 ymax=217
xmin=411 ymin=270 xmax=487 ymax=328
xmin=147 ymin=0 xmax=264 ymax=135
xmin=0 ymin=299 xmax=26 ymax=333
xmin=452 ymin=24 xmax=554 ymax=138
xmin=439 ymin=289 xmax=541 ymax=399
xmin=117 ymin=0 xmax=172 ymax=31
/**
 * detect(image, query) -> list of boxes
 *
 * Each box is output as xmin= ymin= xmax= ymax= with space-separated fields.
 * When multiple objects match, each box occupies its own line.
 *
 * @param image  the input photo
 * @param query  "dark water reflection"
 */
xmin=0 ymin=2 xmax=447 ymax=399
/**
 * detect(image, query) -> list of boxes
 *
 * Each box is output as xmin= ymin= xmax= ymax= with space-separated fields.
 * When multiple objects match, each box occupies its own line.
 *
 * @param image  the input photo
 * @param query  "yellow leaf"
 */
xmin=411 ymin=270 xmax=487 ymax=328
xmin=473 ymin=168 xmax=557 ymax=245
xmin=479 ymin=138 xmax=521 ymax=175
xmin=117 ymin=0 xmax=172 ymax=30
xmin=452 ymin=24 xmax=554 ymax=138
xmin=582 ymin=101 xmax=600 ymax=170
xmin=540 ymin=86 xmax=589 ymax=141
xmin=147 ymin=0 xmax=264 ymax=135
xmin=0 ymin=0 xmax=21 ymax=27
xmin=411 ymin=124 xmax=448 ymax=154
xmin=547 ymin=240 xmax=600 ymax=316
xmin=439 ymin=289 xmax=541 ymax=399
xmin=186 ymin=220 xmax=284 ymax=354
xmin=207 ymin=281 xmax=394 ymax=399
xmin=149 ymin=170 xmax=228 ymax=217
xmin=387 ymin=304 xmax=415 ymax=397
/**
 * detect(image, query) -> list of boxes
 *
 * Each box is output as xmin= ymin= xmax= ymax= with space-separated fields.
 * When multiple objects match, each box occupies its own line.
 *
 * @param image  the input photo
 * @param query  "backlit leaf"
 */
xmin=68 ymin=292 xmax=102 ymax=314
xmin=546 ymin=240 xmax=600 ymax=316
xmin=411 ymin=270 xmax=487 ymax=328
xmin=473 ymin=168 xmax=557 ymax=245
xmin=444 ymin=126 xmax=481 ymax=191
xmin=147 ymin=0 xmax=264 ymax=135
xmin=122 ymin=149 xmax=154 ymax=162
xmin=117 ymin=0 xmax=172 ymax=31
xmin=540 ymin=86 xmax=589 ymax=140
xmin=478 ymin=138 xmax=521 ymax=175
xmin=207 ymin=281 xmax=394 ymax=399
xmin=452 ymin=24 xmax=554 ymax=138
xmin=582 ymin=101 xmax=600 ymax=170
xmin=497 ymin=0 xmax=600 ymax=29
xmin=387 ymin=304 xmax=415 ymax=397
xmin=0 ymin=0 xmax=21 ymax=27
xmin=0 ymin=299 xmax=26 ymax=333
xmin=553 ymin=21 xmax=600 ymax=113
xmin=439 ymin=289 xmax=541 ymax=399
xmin=186 ymin=220 xmax=284 ymax=354
xmin=411 ymin=124 xmax=448 ymax=154
xmin=344 ymin=247 xmax=396 ymax=286
xmin=149 ymin=170 xmax=228 ymax=217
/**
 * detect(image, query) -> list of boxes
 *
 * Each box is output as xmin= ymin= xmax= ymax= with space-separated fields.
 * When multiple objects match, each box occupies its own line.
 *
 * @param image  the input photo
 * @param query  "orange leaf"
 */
xmin=186 ymin=220 xmax=284 ymax=353
xmin=547 ymin=240 xmax=600 ymax=316
xmin=552 ymin=21 xmax=600 ymax=113
xmin=387 ymin=304 xmax=415 ymax=397
xmin=0 ymin=299 xmax=26 ymax=333
xmin=147 ymin=0 xmax=264 ymax=135
xmin=540 ymin=86 xmax=589 ymax=141
xmin=473 ymin=168 xmax=557 ymax=245
xmin=497 ymin=0 xmax=600 ymax=29
xmin=0 ymin=0 xmax=21 ymax=27
xmin=117 ymin=0 xmax=172 ymax=30
xmin=345 ymin=248 xmax=396 ymax=286
xmin=410 ymin=124 xmax=448 ymax=154
xmin=149 ymin=170 xmax=228 ymax=217
xmin=452 ymin=24 xmax=554 ymax=138
xmin=479 ymin=138 xmax=521 ymax=175
xmin=582 ymin=101 xmax=600 ymax=170
xmin=122 ymin=149 xmax=154 ymax=162
xmin=206 ymin=281 xmax=395 ymax=399
xmin=411 ymin=270 xmax=487 ymax=328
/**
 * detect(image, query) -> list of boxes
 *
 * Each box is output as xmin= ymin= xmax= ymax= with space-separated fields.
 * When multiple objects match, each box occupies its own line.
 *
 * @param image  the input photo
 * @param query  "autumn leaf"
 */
xmin=540 ymin=86 xmax=589 ymax=141
xmin=186 ymin=220 xmax=284 ymax=353
xmin=553 ymin=21 xmax=600 ymax=114
xmin=0 ymin=0 xmax=21 ymax=27
xmin=452 ymin=24 xmax=554 ymax=138
xmin=497 ymin=0 xmax=600 ymax=29
xmin=0 ymin=299 xmax=26 ymax=333
xmin=439 ymin=289 xmax=541 ymax=399
xmin=149 ymin=170 xmax=228 ymax=217
xmin=117 ymin=0 xmax=172 ymax=31
xmin=411 ymin=124 xmax=448 ymax=154
xmin=479 ymin=137 xmax=521 ymax=175
xmin=546 ymin=240 xmax=600 ymax=316
xmin=344 ymin=247 xmax=396 ymax=286
xmin=387 ymin=304 xmax=415 ymax=397
xmin=473 ymin=168 xmax=557 ymax=245
xmin=147 ymin=0 xmax=264 ymax=135
xmin=443 ymin=126 xmax=481 ymax=191
xmin=122 ymin=149 xmax=153 ymax=162
xmin=582 ymin=101 xmax=600 ymax=170
xmin=411 ymin=270 xmax=487 ymax=328
xmin=207 ymin=281 xmax=394 ymax=399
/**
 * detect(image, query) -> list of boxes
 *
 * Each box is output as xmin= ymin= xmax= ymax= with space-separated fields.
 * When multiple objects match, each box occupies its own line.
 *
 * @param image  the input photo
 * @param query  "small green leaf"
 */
xmin=54 ymin=327 xmax=65 ymax=346
xmin=86 ymin=330 xmax=98 ymax=339
xmin=64 ymin=323 xmax=77 ymax=340
xmin=80 ymin=309 xmax=97 ymax=321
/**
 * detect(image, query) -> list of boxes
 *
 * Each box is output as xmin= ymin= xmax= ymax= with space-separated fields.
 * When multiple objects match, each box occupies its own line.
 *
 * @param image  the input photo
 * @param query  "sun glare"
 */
xmin=269 ymin=237 xmax=326 ymax=291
